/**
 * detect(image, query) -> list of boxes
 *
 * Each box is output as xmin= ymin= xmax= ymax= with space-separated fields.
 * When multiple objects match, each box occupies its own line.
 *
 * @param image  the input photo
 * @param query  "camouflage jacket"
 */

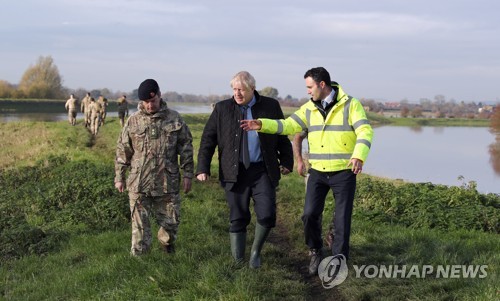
xmin=90 ymin=101 xmax=103 ymax=116
xmin=114 ymin=100 xmax=194 ymax=196
xmin=97 ymin=97 xmax=108 ymax=111
xmin=117 ymin=97 xmax=129 ymax=113
xmin=81 ymin=96 xmax=91 ymax=112
xmin=65 ymin=97 xmax=78 ymax=111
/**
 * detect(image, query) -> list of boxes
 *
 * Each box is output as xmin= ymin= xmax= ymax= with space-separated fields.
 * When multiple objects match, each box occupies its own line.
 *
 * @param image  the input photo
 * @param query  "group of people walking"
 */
xmin=113 ymin=67 xmax=373 ymax=275
xmin=64 ymin=93 xmax=129 ymax=134
xmin=81 ymin=93 xmax=108 ymax=135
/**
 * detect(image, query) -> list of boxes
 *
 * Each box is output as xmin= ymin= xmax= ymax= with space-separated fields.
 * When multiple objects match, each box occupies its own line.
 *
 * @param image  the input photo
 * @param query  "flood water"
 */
xmin=0 ymin=103 xmax=213 ymax=122
xmin=363 ymin=126 xmax=499 ymax=194
xmin=1 ymin=104 xmax=498 ymax=194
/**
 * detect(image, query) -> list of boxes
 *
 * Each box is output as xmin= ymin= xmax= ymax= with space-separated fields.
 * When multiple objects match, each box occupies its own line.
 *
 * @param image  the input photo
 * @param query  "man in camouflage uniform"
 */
xmin=81 ymin=92 xmax=92 ymax=128
xmin=97 ymin=96 xmax=108 ymax=125
xmin=89 ymin=97 xmax=102 ymax=135
xmin=64 ymin=94 xmax=78 ymax=126
xmin=117 ymin=94 xmax=129 ymax=127
xmin=114 ymin=79 xmax=194 ymax=256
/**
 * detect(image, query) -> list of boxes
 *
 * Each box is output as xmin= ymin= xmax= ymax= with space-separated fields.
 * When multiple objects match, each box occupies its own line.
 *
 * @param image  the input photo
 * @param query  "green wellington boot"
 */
xmin=249 ymin=223 xmax=271 ymax=269
xmin=230 ymin=232 xmax=246 ymax=263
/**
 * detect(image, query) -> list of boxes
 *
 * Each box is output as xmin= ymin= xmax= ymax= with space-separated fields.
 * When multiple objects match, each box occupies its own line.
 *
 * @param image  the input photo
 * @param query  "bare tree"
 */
xmin=410 ymin=106 xmax=423 ymax=118
xmin=490 ymin=105 xmax=500 ymax=134
xmin=434 ymin=110 xmax=445 ymax=118
xmin=400 ymin=106 xmax=410 ymax=118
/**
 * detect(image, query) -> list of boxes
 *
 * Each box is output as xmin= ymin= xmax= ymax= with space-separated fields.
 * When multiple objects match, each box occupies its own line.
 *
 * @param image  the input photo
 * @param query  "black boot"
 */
xmin=230 ymin=232 xmax=246 ymax=263
xmin=249 ymin=223 xmax=271 ymax=269
xmin=308 ymin=249 xmax=323 ymax=275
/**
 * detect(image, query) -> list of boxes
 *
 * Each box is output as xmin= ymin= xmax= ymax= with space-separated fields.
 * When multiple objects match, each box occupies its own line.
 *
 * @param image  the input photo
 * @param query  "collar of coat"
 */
xmin=231 ymin=90 xmax=262 ymax=107
xmin=309 ymin=82 xmax=349 ymax=110
xmin=137 ymin=99 xmax=169 ymax=117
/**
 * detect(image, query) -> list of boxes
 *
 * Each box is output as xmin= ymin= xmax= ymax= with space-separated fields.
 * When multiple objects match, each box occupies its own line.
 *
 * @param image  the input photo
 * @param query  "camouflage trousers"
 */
xmin=100 ymin=110 xmax=107 ymax=124
xmin=67 ymin=110 xmax=77 ymax=126
xmin=84 ymin=110 xmax=91 ymax=127
xmin=128 ymin=192 xmax=181 ymax=256
xmin=90 ymin=114 xmax=101 ymax=135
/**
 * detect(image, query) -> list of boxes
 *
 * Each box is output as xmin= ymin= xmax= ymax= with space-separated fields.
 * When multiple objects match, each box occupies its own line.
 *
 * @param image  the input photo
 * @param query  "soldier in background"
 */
xmin=80 ymin=92 xmax=92 ymax=128
xmin=117 ymin=94 xmax=129 ymax=127
xmin=114 ymin=79 xmax=194 ymax=256
xmin=97 ymin=96 xmax=108 ymax=125
xmin=89 ymin=97 xmax=102 ymax=135
xmin=64 ymin=94 xmax=78 ymax=126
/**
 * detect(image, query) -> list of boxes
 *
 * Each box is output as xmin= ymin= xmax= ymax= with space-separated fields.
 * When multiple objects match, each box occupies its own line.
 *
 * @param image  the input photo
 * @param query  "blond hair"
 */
xmin=230 ymin=71 xmax=256 ymax=91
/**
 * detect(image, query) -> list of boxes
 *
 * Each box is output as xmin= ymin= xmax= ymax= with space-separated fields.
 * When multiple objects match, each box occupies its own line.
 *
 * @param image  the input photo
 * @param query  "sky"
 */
xmin=1 ymin=0 xmax=499 ymax=103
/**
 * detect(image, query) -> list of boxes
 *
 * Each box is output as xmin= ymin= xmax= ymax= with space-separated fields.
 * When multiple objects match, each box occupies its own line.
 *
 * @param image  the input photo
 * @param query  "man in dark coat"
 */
xmin=196 ymin=71 xmax=293 ymax=268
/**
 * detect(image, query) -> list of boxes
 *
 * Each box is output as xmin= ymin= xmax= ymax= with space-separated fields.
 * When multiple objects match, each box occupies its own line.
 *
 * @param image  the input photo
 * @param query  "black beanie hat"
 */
xmin=138 ymin=79 xmax=160 ymax=100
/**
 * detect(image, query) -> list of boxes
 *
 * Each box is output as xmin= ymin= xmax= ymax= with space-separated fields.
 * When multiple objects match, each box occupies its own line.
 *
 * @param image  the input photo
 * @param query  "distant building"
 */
xmin=383 ymin=102 xmax=401 ymax=110
xmin=479 ymin=105 xmax=494 ymax=113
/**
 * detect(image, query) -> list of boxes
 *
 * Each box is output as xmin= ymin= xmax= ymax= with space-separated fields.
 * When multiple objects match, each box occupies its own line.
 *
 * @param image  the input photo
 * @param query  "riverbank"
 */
xmin=0 ymin=99 xmax=492 ymax=127
xmin=0 ymin=115 xmax=498 ymax=300
xmin=1 ymin=105 xmax=497 ymax=193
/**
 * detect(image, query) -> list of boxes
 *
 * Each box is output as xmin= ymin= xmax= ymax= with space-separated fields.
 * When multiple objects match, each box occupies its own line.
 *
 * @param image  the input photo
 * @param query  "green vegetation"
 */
xmin=356 ymin=176 xmax=498 ymax=232
xmin=0 ymin=115 xmax=498 ymax=300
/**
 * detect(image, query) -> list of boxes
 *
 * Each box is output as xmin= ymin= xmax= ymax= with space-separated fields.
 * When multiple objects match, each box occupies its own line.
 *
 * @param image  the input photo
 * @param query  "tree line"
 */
xmin=362 ymin=97 xmax=496 ymax=119
xmin=0 ymin=56 xmax=306 ymax=105
xmin=1 ymin=56 xmax=497 ymax=117
xmin=0 ymin=56 xmax=65 ymax=99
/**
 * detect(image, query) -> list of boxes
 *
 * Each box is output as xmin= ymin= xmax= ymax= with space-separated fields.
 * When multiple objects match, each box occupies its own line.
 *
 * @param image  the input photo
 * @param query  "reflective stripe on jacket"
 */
xmin=259 ymin=83 xmax=373 ymax=172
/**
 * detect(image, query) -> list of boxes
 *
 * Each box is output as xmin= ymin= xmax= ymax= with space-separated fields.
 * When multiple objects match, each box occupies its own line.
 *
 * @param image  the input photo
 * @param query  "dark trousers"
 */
xmin=302 ymin=168 xmax=356 ymax=259
xmin=224 ymin=162 xmax=276 ymax=233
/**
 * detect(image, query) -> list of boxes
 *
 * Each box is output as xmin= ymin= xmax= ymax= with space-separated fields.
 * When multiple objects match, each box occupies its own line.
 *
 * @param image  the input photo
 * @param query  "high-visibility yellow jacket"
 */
xmin=259 ymin=83 xmax=373 ymax=172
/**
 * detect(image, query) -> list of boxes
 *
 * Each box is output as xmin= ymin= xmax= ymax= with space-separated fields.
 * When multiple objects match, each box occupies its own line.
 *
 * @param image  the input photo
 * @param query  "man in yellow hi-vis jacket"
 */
xmin=241 ymin=67 xmax=373 ymax=275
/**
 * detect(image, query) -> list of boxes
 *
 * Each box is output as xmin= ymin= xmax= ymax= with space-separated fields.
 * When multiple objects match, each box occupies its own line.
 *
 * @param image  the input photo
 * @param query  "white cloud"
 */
xmin=1 ymin=0 xmax=499 ymax=101
xmin=275 ymin=11 xmax=460 ymax=40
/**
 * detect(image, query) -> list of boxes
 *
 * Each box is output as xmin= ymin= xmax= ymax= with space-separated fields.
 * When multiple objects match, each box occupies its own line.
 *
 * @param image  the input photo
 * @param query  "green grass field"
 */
xmin=0 ymin=115 xmax=498 ymax=300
